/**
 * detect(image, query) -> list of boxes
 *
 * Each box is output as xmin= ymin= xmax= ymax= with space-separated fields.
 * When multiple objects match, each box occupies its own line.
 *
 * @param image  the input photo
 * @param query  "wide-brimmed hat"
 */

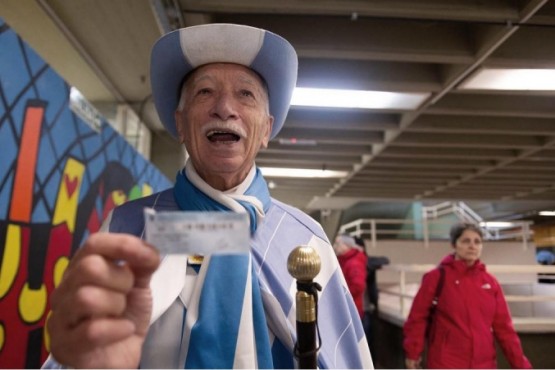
xmin=150 ymin=23 xmax=298 ymax=139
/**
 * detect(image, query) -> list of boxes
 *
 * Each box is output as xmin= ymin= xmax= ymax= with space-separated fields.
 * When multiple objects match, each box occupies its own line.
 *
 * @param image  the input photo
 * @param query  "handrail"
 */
xmin=456 ymin=201 xmax=484 ymax=224
xmin=383 ymin=264 xmax=555 ymax=273
xmin=379 ymin=264 xmax=555 ymax=323
xmin=422 ymin=201 xmax=452 ymax=219
xmin=338 ymin=218 xmax=534 ymax=249
xmin=423 ymin=201 xmax=500 ymax=239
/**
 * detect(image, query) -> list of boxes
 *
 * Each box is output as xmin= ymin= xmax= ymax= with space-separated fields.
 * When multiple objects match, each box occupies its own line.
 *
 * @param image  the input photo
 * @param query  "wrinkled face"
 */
xmin=453 ymin=229 xmax=483 ymax=266
xmin=175 ymin=63 xmax=273 ymax=190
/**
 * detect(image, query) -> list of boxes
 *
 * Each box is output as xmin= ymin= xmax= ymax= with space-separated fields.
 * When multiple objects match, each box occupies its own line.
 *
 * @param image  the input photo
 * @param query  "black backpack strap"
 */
xmin=431 ymin=265 xmax=445 ymax=306
xmin=426 ymin=266 xmax=445 ymax=339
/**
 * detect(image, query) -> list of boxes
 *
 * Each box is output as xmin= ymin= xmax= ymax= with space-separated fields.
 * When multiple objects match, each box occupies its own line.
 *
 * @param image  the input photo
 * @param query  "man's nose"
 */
xmin=210 ymin=93 xmax=238 ymax=120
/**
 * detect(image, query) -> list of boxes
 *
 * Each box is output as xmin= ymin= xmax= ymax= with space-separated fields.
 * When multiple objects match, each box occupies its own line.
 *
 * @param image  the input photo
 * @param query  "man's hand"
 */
xmin=47 ymin=233 xmax=160 ymax=368
xmin=405 ymin=357 xmax=422 ymax=369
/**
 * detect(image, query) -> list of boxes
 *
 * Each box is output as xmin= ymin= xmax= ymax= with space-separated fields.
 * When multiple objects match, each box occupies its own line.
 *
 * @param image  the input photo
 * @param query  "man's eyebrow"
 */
xmin=189 ymin=74 xmax=213 ymax=86
xmin=231 ymin=73 xmax=262 ymax=89
xmin=189 ymin=74 xmax=260 ymax=87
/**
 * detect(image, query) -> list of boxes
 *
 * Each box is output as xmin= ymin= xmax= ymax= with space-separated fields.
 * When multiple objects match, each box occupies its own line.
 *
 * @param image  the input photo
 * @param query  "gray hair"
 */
xmin=338 ymin=234 xmax=357 ymax=247
xmin=336 ymin=234 xmax=365 ymax=251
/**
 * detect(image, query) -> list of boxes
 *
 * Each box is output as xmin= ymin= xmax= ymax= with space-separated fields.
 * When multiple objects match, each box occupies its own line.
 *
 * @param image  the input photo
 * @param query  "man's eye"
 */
xmin=197 ymin=88 xmax=211 ymax=95
xmin=240 ymin=90 xmax=254 ymax=97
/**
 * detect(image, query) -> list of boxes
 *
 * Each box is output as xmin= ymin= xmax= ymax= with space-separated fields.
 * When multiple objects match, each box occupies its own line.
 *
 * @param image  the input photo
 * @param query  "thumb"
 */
xmin=129 ymin=243 xmax=160 ymax=288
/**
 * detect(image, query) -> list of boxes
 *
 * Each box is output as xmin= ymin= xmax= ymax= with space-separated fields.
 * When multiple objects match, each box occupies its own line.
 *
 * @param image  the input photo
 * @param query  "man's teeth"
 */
xmin=208 ymin=130 xmax=234 ymax=137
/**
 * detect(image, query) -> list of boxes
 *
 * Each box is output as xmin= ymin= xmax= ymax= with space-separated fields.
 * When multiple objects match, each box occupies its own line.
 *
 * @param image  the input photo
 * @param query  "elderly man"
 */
xmin=44 ymin=24 xmax=372 ymax=369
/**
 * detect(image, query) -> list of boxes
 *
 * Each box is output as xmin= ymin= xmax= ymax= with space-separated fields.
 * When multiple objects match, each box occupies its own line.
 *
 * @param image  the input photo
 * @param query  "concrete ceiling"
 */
xmin=2 ymin=0 xmax=555 ymax=223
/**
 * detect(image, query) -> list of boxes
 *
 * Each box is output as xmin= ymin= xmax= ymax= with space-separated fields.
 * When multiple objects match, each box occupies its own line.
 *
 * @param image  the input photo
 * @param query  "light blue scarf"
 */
xmin=173 ymin=162 xmax=273 ymax=368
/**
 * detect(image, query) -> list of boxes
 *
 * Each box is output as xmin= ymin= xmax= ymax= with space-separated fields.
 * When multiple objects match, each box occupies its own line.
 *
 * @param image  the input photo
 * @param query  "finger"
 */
xmin=71 ymin=233 xmax=160 ymax=288
xmin=72 ymin=317 xmax=136 ymax=348
xmin=48 ymin=309 xmax=135 ymax=347
xmin=51 ymin=257 xmax=134 ymax=315
xmin=64 ymin=254 xmax=135 ymax=292
xmin=48 ymin=316 xmax=136 ymax=366
xmin=54 ymin=285 xmax=128 ymax=327
xmin=75 ymin=233 xmax=159 ymax=266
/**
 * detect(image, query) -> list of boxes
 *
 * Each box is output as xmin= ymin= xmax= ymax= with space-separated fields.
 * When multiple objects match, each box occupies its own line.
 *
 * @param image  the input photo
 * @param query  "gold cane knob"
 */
xmin=288 ymin=246 xmax=321 ymax=368
xmin=287 ymin=246 xmax=321 ymax=282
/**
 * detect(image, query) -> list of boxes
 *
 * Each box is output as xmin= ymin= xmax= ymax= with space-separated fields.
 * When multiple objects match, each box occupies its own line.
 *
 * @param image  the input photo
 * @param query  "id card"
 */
xmin=144 ymin=208 xmax=250 ymax=255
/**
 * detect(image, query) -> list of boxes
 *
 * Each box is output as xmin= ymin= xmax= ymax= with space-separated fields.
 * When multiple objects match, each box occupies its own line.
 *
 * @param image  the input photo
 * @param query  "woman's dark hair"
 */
xmin=449 ymin=223 xmax=483 ymax=246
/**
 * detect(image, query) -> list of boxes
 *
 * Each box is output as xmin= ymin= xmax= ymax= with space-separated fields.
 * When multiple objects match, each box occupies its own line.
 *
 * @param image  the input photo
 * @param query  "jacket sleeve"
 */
xmin=490 ymin=277 xmax=532 ymax=369
xmin=403 ymin=269 xmax=439 ymax=361
xmin=344 ymin=253 xmax=367 ymax=298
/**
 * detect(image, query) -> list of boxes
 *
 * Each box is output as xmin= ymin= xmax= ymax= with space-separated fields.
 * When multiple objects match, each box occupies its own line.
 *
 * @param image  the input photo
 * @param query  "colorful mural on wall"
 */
xmin=0 ymin=19 xmax=172 ymax=368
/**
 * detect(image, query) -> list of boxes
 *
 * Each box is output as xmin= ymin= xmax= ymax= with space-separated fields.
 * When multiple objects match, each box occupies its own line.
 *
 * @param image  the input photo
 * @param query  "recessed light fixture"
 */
xmin=459 ymin=68 xmax=555 ymax=91
xmin=260 ymin=167 xmax=348 ymax=178
xmin=290 ymin=87 xmax=430 ymax=110
xmin=539 ymin=211 xmax=555 ymax=216
xmin=479 ymin=221 xmax=514 ymax=228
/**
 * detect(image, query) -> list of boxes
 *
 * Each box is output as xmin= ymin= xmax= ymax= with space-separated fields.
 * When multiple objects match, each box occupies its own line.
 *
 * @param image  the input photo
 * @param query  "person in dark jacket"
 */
xmin=403 ymin=223 xmax=532 ymax=369
xmin=362 ymin=247 xmax=390 ymax=361
xmin=334 ymin=234 xmax=368 ymax=318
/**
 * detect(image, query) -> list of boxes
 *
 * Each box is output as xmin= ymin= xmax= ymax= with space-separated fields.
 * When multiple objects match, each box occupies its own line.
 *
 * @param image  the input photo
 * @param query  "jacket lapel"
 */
xmin=149 ymin=254 xmax=188 ymax=324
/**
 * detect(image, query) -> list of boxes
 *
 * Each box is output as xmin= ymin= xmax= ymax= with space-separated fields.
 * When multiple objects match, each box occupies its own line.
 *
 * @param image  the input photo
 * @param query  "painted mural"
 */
xmin=0 ymin=19 xmax=172 ymax=368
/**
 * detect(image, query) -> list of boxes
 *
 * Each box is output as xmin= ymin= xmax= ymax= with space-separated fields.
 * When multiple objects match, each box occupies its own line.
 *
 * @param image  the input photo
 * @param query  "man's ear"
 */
xmin=260 ymin=115 xmax=274 ymax=149
xmin=174 ymin=111 xmax=186 ymax=144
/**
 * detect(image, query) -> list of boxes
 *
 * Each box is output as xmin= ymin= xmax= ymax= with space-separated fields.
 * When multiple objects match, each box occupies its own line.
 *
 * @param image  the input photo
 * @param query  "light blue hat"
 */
xmin=150 ymin=23 xmax=298 ymax=139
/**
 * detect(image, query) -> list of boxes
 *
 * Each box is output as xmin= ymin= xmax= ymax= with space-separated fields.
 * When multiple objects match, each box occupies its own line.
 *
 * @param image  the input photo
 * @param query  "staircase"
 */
xmin=422 ymin=201 xmax=532 ymax=242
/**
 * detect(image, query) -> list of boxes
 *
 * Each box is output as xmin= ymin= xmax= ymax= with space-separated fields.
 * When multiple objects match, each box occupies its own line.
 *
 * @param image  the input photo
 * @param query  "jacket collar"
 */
xmin=440 ymin=253 xmax=485 ymax=273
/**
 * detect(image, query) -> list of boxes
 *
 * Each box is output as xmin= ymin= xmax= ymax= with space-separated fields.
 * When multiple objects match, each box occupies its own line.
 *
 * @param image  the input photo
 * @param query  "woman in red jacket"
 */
xmin=334 ymin=235 xmax=368 ymax=318
xmin=403 ymin=223 xmax=531 ymax=369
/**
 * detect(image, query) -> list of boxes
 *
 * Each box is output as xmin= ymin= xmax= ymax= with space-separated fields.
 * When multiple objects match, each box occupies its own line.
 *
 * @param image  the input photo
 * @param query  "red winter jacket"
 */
xmin=403 ymin=254 xmax=532 ymax=369
xmin=337 ymin=248 xmax=368 ymax=318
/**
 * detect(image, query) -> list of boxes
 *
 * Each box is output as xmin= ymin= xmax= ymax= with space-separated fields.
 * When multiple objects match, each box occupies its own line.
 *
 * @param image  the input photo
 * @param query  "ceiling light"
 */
xmin=539 ymin=211 xmax=555 ymax=216
xmin=479 ymin=221 xmax=514 ymax=228
xmin=290 ymin=87 xmax=430 ymax=110
xmin=69 ymin=87 xmax=102 ymax=131
xmin=260 ymin=167 xmax=348 ymax=178
xmin=459 ymin=68 xmax=555 ymax=91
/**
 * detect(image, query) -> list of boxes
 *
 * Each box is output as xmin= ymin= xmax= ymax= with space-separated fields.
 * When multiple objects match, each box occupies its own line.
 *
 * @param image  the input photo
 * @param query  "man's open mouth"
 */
xmin=207 ymin=130 xmax=241 ymax=143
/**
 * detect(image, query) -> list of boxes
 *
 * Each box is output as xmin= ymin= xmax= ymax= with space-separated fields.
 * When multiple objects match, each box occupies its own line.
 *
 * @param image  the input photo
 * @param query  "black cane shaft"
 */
xmin=287 ymin=246 xmax=322 ymax=369
xmin=296 ymin=321 xmax=317 ymax=369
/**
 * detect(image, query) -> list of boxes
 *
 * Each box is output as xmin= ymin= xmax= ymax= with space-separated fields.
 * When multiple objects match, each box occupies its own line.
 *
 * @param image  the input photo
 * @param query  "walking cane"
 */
xmin=287 ymin=245 xmax=322 ymax=369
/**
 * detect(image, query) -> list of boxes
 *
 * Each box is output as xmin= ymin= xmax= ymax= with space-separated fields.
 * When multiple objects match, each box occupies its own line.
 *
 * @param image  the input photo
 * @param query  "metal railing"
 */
xmin=422 ymin=201 xmax=516 ymax=241
xmin=379 ymin=264 xmax=555 ymax=331
xmin=338 ymin=218 xmax=534 ymax=249
xmin=422 ymin=201 xmax=483 ymax=225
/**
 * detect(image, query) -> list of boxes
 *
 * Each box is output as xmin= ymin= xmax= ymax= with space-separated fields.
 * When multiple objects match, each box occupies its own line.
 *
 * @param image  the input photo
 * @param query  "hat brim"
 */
xmin=150 ymin=24 xmax=298 ymax=139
